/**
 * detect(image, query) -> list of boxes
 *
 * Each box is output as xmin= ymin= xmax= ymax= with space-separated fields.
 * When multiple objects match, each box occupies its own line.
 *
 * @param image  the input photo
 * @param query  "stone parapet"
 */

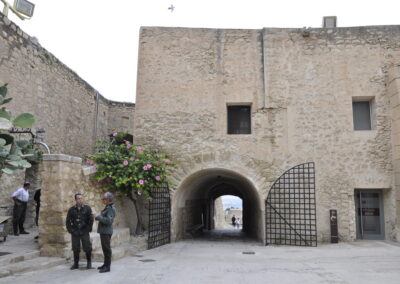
xmin=38 ymin=154 xmax=133 ymax=258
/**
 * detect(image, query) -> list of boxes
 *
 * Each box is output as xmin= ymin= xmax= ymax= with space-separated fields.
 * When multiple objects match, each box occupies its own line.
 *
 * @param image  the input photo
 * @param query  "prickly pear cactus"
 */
xmin=0 ymin=83 xmax=39 ymax=176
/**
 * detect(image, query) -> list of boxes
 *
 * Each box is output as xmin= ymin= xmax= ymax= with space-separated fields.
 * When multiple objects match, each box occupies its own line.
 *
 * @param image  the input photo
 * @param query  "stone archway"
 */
xmin=171 ymin=168 xmax=263 ymax=242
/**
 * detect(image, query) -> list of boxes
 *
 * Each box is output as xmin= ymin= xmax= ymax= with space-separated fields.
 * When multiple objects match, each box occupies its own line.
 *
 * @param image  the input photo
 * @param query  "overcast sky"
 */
xmin=4 ymin=0 xmax=400 ymax=103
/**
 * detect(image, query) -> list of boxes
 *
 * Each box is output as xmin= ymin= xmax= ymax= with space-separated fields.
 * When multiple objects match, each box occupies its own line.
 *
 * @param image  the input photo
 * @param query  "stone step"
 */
xmin=89 ymin=228 xmax=131 ymax=250
xmin=91 ymin=235 xmax=147 ymax=262
xmin=0 ymin=256 xmax=66 ymax=278
xmin=0 ymin=250 xmax=40 ymax=266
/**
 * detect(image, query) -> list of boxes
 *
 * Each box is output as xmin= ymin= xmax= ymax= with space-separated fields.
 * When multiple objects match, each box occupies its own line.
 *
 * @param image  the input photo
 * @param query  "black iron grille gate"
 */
xmin=265 ymin=162 xmax=317 ymax=247
xmin=148 ymin=184 xmax=171 ymax=249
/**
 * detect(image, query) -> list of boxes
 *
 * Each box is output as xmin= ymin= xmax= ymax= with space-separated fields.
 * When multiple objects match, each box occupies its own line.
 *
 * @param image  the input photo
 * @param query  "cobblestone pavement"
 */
xmin=1 ymin=230 xmax=400 ymax=284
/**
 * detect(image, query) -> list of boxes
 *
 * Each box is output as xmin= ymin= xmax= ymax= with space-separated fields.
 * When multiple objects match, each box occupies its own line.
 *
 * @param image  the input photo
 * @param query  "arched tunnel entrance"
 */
xmin=172 ymin=168 xmax=263 ymax=242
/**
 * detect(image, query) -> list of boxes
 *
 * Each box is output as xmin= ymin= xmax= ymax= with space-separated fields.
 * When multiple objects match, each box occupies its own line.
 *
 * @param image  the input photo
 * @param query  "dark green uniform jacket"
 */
xmin=66 ymin=204 xmax=94 ymax=236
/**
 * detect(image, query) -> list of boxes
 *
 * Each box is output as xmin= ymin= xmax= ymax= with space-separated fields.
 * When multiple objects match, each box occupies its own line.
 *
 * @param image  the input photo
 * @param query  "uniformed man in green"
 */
xmin=66 ymin=193 xmax=94 ymax=270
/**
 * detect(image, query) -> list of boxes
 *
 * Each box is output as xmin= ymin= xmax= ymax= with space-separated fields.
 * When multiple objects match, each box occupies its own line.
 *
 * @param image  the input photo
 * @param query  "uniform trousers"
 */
xmin=100 ymin=234 xmax=112 ymax=267
xmin=71 ymin=233 xmax=92 ymax=253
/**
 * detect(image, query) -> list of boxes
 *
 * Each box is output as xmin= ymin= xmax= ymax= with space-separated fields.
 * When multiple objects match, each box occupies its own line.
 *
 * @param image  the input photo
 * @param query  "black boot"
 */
xmin=99 ymin=266 xmax=110 ymax=273
xmin=70 ymin=251 xmax=79 ymax=270
xmin=86 ymin=252 xmax=92 ymax=269
xmin=97 ymin=264 xmax=105 ymax=270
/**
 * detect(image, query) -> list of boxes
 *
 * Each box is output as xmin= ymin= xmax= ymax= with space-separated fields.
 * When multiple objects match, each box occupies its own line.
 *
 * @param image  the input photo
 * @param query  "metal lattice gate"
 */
xmin=148 ymin=184 xmax=171 ymax=249
xmin=265 ymin=162 xmax=317 ymax=247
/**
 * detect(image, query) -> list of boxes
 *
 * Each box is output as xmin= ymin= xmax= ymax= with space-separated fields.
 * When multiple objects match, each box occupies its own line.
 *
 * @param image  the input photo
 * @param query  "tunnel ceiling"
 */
xmin=175 ymin=168 xmax=260 ymax=207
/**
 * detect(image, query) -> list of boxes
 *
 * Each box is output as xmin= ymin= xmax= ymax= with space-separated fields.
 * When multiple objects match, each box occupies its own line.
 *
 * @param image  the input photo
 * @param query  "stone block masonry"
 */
xmin=135 ymin=26 xmax=400 ymax=243
xmin=39 ymin=154 xmax=136 ymax=258
xmin=0 ymin=12 xmax=135 ymax=227
xmin=0 ymin=12 xmax=135 ymax=158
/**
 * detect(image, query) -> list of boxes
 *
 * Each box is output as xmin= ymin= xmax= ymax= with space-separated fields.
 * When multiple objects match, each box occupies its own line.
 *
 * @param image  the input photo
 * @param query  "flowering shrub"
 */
xmin=87 ymin=133 xmax=174 ymax=200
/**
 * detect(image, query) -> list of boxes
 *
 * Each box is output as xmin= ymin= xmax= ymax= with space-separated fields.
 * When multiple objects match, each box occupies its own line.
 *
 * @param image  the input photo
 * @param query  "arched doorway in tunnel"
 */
xmin=214 ymin=195 xmax=243 ymax=230
xmin=172 ymin=168 xmax=263 ymax=242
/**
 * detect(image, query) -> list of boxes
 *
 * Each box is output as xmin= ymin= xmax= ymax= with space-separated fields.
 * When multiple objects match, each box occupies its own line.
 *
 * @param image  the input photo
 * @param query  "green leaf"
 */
xmin=6 ymin=159 xmax=31 ymax=168
xmin=0 ymin=109 xmax=11 ymax=120
xmin=0 ymin=133 xmax=14 ymax=145
xmin=0 ymin=84 xmax=7 ymax=97
xmin=7 ymin=154 xmax=21 ymax=161
xmin=0 ymin=117 xmax=12 ymax=131
xmin=10 ymin=143 xmax=22 ymax=155
xmin=20 ymin=153 xmax=34 ymax=158
xmin=0 ymin=98 xmax=12 ymax=105
xmin=15 ymin=140 xmax=30 ymax=148
xmin=2 ymin=168 xmax=16 ymax=175
xmin=12 ymin=113 xmax=35 ymax=128
xmin=19 ymin=159 xmax=32 ymax=168
xmin=6 ymin=160 xmax=22 ymax=167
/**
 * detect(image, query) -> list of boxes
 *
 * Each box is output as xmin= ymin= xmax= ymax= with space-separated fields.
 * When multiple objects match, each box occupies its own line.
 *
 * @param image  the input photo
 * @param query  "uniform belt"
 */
xmin=17 ymin=199 xmax=28 ymax=204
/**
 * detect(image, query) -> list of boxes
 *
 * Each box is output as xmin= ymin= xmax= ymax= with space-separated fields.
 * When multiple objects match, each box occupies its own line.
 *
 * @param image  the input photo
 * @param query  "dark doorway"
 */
xmin=172 ymin=169 xmax=262 ymax=242
xmin=355 ymin=189 xmax=385 ymax=240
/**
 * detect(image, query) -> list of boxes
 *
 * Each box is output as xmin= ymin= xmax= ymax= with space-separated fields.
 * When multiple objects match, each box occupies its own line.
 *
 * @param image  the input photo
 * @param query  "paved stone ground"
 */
xmin=0 ymin=226 xmax=38 ymax=255
xmin=1 ymin=229 xmax=400 ymax=284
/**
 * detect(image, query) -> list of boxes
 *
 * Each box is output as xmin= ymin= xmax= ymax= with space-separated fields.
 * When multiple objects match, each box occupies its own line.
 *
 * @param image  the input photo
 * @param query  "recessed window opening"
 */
xmin=352 ymin=98 xmax=375 ymax=130
xmin=227 ymin=105 xmax=251 ymax=134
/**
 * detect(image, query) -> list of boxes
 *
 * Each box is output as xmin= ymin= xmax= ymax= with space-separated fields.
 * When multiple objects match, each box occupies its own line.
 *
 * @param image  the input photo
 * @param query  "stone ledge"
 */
xmin=82 ymin=165 xmax=97 ymax=176
xmin=42 ymin=154 xmax=82 ymax=164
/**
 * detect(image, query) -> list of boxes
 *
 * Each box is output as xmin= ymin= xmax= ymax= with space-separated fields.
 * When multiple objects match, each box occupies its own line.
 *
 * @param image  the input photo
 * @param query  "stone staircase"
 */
xmin=0 ymin=250 xmax=66 ymax=278
xmin=0 ymin=228 xmax=147 ymax=278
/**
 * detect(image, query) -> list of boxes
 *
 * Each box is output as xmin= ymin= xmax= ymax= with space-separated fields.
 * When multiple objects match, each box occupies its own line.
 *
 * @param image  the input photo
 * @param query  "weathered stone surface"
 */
xmin=136 ymin=26 xmax=400 ymax=243
xmin=38 ymin=155 xmax=136 ymax=257
xmin=0 ymin=13 xmax=135 ymax=229
xmin=0 ymin=12 xmax=134 ymax=159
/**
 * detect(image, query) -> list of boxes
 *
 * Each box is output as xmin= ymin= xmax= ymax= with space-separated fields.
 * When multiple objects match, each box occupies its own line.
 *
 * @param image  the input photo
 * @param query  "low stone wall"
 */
xmin=38 ymin=154 xmax=137 ymax=258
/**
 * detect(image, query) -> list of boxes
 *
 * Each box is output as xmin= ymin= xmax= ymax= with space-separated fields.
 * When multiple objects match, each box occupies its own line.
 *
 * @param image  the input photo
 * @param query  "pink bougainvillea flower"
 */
xmin=86 ymin=158 xmax=94 ymax=165
xmin=112 ymin=132 xmax=117 ymax=137
xmin=143 ymin=165 xmax=148 ymax=170
xmin=139 ymin=180 xmax=144 ymax=185
xmin=155 ymin=176 xmax=161 ymax=181
xmin=123 ymin=161 xmax=129 ymax=166
xmin=164 ymin=159 xmax=171 ymax=164
xmin=146 ymin=164 xmax=152 ymax=169
xmin=136 ymin=147 xmax=143 ymax=152
xmin=126 ymin=144 xmax=132 ymax=149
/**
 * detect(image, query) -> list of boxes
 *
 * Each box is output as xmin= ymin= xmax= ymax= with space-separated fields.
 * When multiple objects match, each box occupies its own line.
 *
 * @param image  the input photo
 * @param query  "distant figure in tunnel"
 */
xmin=231 ymin=215 xmax=236 ymax=227
xmin=235 ymin=218 xmax=240 ymax=229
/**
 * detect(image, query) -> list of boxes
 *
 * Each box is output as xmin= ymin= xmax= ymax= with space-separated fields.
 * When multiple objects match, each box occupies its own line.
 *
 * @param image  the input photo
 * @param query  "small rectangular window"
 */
xmin=352 ymin=101 xmax=372 ymax=130
xmin=227 ymin=105 xmax=251 ymax=134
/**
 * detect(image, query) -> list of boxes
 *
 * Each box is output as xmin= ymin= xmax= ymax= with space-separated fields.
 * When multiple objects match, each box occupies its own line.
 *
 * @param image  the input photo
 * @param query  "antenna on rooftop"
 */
xmin=1 ymin=0 xmax=35 ymax=20
xmin=168 ymin=4 xmax=175 ymax=12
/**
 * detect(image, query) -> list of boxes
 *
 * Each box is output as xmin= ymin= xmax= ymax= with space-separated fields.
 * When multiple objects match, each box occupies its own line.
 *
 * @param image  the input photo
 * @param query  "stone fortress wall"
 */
xmin=2 ymin=9 xmax=400 ymax=246
xmin=0 ymin=12 xmax=135 ymax=230
xmin=135 ymin=26 xmax=400 ymax=243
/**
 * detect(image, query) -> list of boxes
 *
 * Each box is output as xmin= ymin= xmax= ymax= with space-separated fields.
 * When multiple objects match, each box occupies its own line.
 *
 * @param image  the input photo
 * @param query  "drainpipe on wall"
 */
xmin=93 ymin=91 xmax=99 ymax=142
xmin=261 ymin=28 xmax=267 ymax=109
